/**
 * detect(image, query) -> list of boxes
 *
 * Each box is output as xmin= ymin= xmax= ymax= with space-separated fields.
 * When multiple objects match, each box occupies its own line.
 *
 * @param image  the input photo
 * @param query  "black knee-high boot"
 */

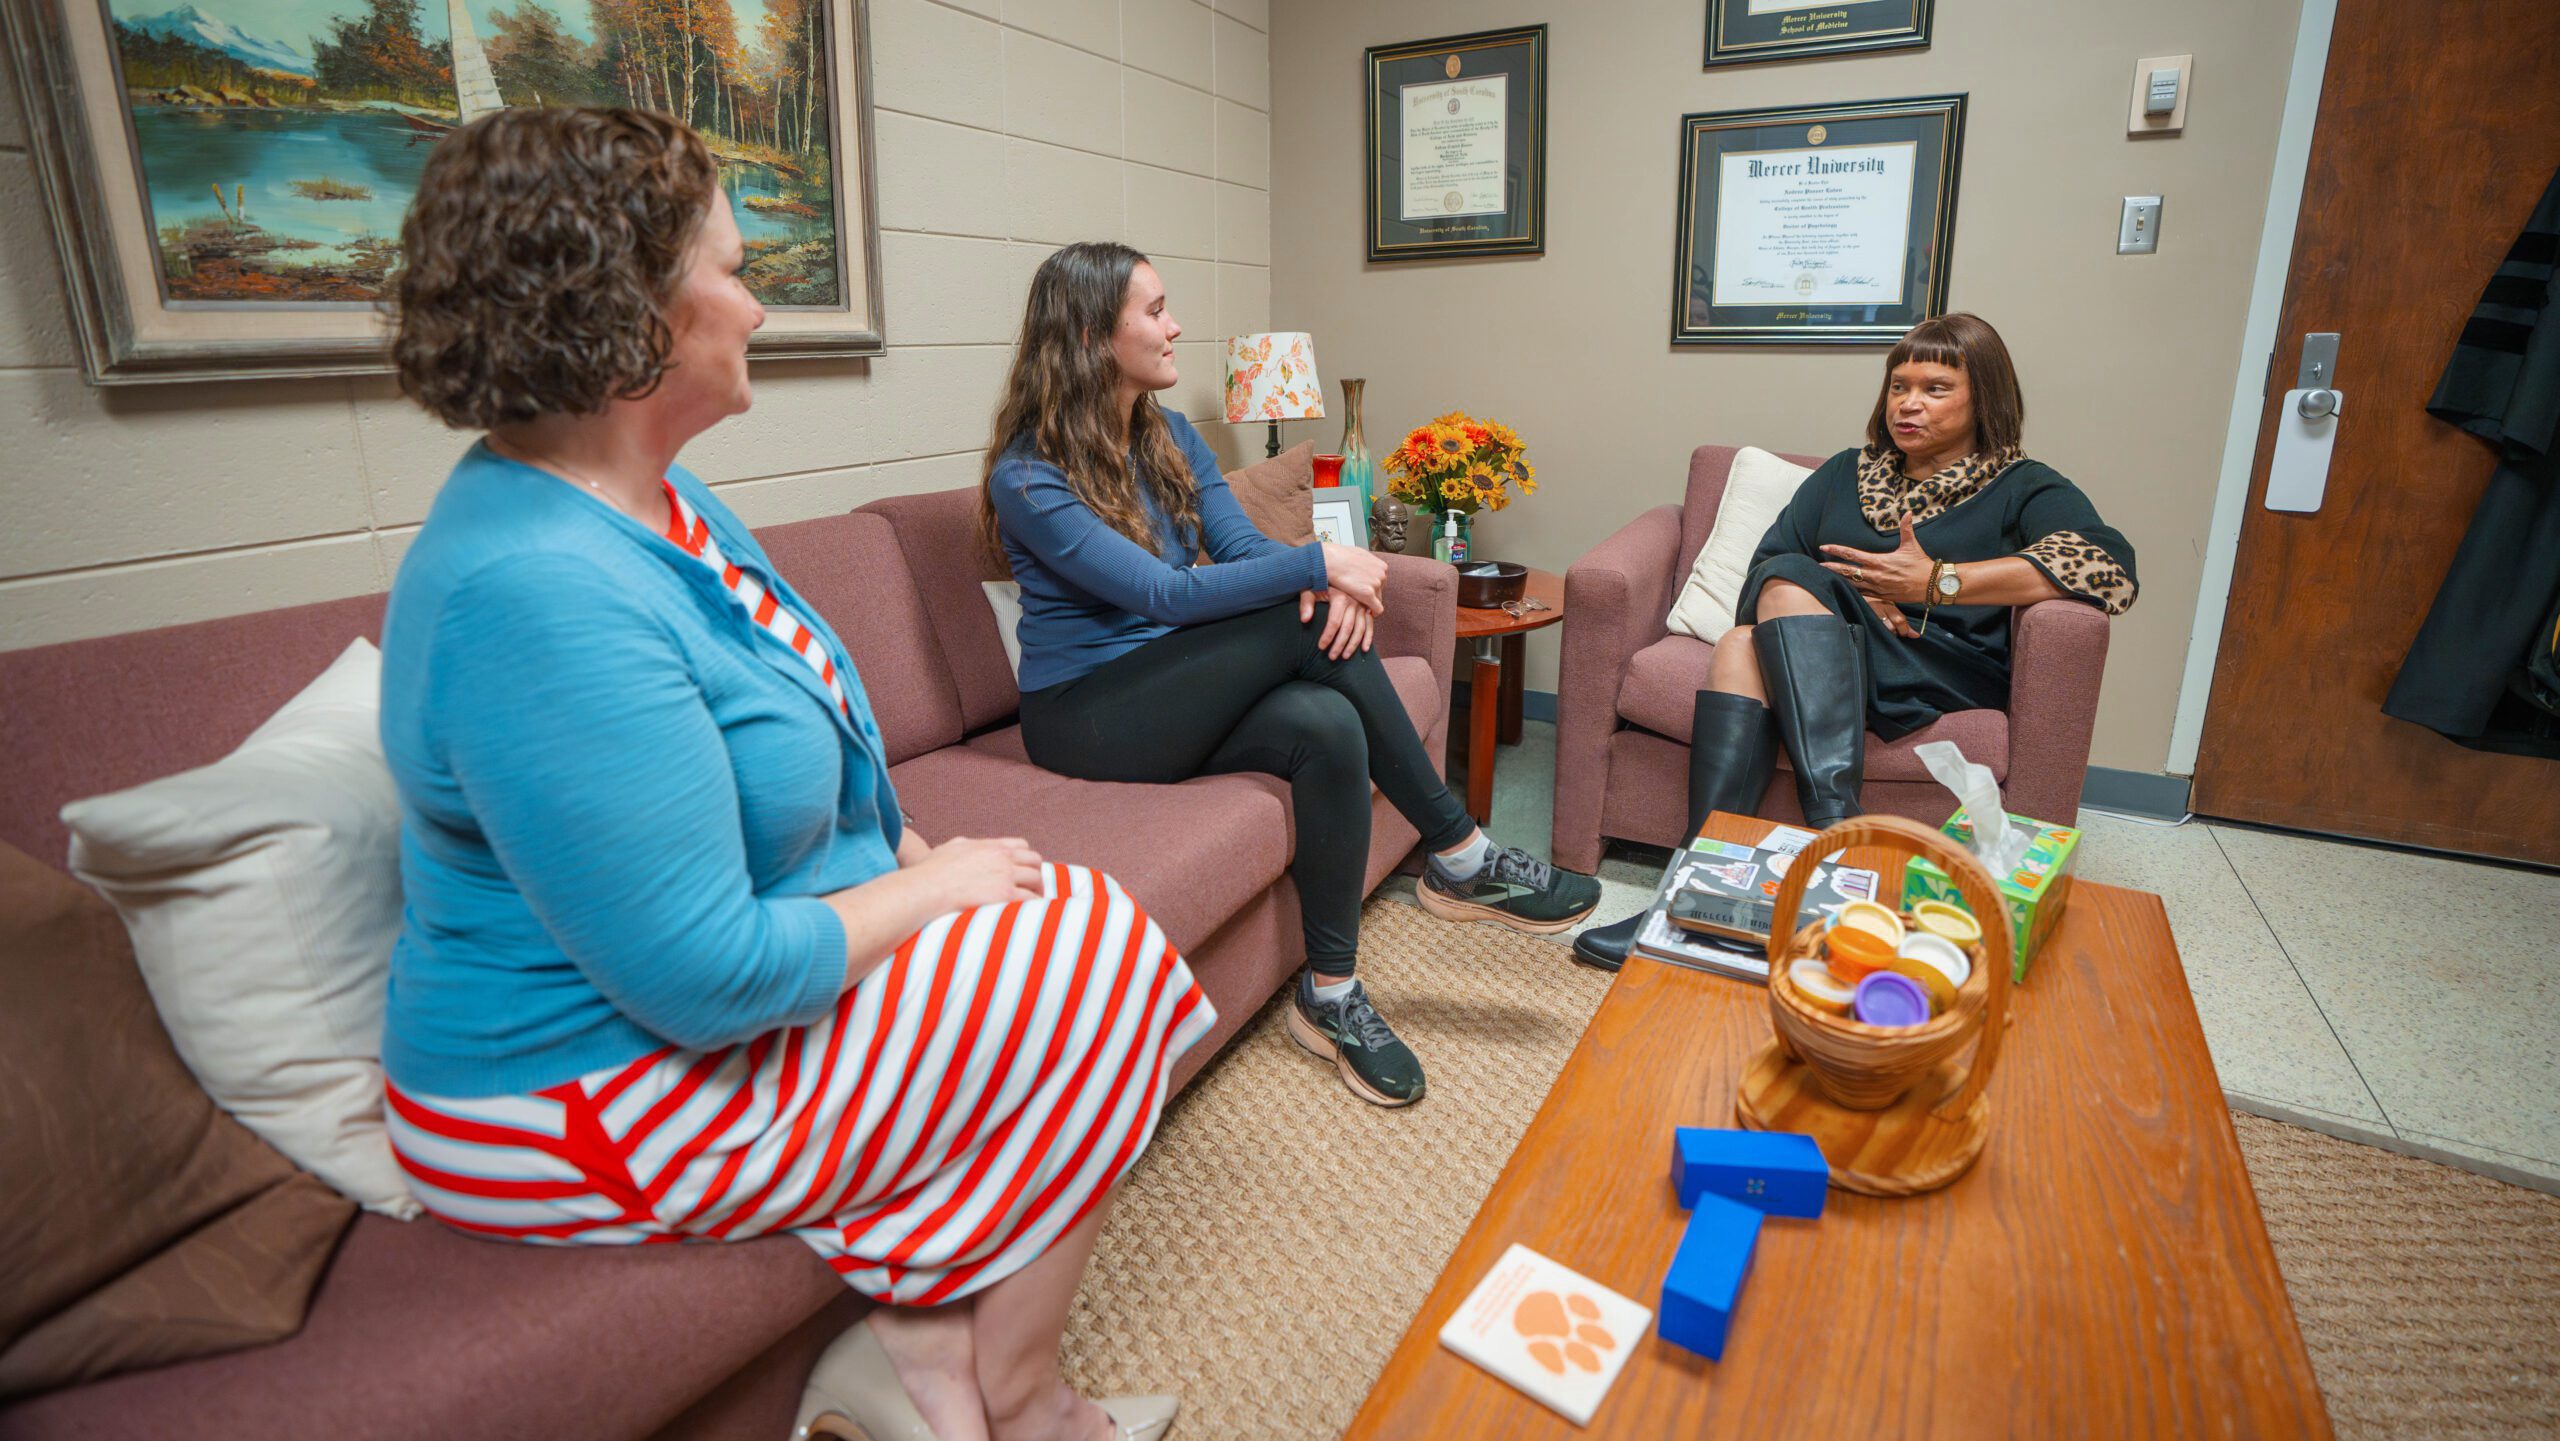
xmin=1570 ymin=691 xmax=1779 ymax=971
xmin=1753 ymin=613 xmax=1868 ymax=829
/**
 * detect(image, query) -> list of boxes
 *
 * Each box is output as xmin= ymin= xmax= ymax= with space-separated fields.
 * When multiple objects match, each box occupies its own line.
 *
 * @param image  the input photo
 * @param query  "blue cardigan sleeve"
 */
xmin=429 ymin=554 xmax=849 ymax=1051
xmin=991 ymin=452 xmax=1328 ymax=627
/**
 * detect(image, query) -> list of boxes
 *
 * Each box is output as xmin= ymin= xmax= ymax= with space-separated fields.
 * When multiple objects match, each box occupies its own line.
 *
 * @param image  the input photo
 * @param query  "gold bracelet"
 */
xmin=1917 ymin=559 xmax=1948 ymax=637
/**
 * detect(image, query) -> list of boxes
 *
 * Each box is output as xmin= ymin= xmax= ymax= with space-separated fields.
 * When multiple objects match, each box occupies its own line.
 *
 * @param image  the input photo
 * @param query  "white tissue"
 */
xmin=1913 ymin=740 xmax=2031 ymax=876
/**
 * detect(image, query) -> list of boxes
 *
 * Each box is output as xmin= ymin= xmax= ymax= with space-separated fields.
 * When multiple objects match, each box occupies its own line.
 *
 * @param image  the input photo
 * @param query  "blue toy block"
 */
xmin=1672 ymin=1127 xmax=1828 ymax=1218
xmin=1658 ymin=1190 xmax=1761 ymax=1359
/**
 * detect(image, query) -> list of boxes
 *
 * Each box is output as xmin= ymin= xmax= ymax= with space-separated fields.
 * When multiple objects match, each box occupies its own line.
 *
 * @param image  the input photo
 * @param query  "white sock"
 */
xmin=1432 ymin=831 xmax=1494 ymax=880
xmin=1311 ymin=974 xmax=1357 ymax=1003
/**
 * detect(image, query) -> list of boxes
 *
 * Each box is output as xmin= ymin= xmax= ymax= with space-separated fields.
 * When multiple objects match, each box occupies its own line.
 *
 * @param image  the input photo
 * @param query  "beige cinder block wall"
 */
xmin=0 ymin=0 xmax=1273 ymax=651
xmin=1272 ymin=0 xmax=2302 ymax=776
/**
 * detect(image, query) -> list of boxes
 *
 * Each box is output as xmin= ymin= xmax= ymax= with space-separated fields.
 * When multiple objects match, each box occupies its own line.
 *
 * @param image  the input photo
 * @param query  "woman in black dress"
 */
xmin=1577 ymin=313 xmax=2137 ymax=968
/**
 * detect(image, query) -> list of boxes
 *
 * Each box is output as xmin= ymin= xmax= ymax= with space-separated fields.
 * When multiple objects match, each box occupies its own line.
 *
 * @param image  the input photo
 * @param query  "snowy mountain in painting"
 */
xmin=122 ymin=5 xmax=316 ymax=76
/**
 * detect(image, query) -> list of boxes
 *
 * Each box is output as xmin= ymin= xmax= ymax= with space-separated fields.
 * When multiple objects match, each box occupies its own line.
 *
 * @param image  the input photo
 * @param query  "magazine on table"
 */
xmin=1630 ymin=823 xmax=1879 ymax=984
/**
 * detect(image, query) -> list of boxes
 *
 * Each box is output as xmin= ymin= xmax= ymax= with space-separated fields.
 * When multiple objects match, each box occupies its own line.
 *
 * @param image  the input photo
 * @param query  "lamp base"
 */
xmin=1266 ymin=421 xmax=1281 ymax=459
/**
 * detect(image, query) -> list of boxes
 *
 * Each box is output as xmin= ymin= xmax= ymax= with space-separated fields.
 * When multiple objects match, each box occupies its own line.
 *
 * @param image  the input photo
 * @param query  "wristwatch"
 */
xmin=1930 ymin=559 xmax=1962 ymax=603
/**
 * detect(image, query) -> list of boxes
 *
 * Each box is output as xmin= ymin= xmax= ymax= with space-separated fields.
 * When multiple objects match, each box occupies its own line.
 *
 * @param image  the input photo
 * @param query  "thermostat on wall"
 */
xmin=2128 ymin=54 xmax=2193 ymax=136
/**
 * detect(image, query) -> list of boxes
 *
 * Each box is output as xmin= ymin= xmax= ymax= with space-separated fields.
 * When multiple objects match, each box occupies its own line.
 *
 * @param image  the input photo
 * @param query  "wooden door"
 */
xmin=2192 ymin=0 xmax=2560 ymax=864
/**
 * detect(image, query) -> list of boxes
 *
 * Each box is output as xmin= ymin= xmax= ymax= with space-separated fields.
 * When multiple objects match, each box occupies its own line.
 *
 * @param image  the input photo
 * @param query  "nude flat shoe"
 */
xmin=1096 ymin=1394 xmax=1179 ymax=1441
xmin=793 ymin=1318 xmax=940 ymax=1441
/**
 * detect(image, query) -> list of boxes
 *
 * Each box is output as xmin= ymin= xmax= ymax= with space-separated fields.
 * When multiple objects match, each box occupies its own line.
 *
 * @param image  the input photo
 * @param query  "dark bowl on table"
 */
xmin=1455 ymin=561 xmax=1528 ymax=609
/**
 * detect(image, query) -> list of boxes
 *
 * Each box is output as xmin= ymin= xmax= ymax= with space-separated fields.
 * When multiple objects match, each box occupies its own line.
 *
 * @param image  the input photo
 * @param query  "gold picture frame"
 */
xmin=0 ymin=0 xmax=886 ymax=384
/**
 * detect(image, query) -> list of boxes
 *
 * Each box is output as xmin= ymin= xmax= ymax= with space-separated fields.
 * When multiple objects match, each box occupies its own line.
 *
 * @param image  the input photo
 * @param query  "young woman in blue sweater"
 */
xmin=984 ymin=243 xmax=1601 ymax=1111
xmin=378 ymin=109 xmax=1183 ymax=1441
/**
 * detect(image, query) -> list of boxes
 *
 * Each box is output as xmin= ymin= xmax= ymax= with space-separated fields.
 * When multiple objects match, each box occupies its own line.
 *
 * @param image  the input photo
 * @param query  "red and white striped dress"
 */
xmin=385 ymin=485 xmax=1216 ymax=1304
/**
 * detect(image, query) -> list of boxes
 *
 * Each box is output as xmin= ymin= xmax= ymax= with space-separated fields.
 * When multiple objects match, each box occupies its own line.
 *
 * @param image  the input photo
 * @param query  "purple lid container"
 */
xmin=1852 ymin=971 xmax=1932 ymax=1027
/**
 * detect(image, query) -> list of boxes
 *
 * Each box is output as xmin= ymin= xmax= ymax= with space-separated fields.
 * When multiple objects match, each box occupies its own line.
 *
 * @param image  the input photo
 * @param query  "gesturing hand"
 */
xmin=1820 ymin=515 xmax=1932 ymax=604
xmin=918 ymin=835 xmax=1044 ymax=913
xmin=1299 ymin=588 xmax=1377 ymax=659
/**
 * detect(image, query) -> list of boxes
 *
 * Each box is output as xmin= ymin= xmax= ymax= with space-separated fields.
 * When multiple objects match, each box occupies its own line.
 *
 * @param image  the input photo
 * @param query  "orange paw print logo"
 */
xmin=1513 ymin=1289 xmax=1617 ymax=1375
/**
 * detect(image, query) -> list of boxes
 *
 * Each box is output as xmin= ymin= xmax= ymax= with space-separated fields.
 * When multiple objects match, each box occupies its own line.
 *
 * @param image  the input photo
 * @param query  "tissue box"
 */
xmin=1673 ymin=1128 xmax=1827 ymax=1218
xmin=1902 ymin=807 xmax=2081 ymax=981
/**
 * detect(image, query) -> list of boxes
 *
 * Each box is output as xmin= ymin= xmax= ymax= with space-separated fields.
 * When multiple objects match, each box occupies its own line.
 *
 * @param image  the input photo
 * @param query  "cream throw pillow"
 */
xmin=982 ymin=580 xmax=1025 ymax=680
xmin=1665 ymin=447 xmax=1814 ymax=643
xmin=62 ymin=639 xmax=420 ymax=1219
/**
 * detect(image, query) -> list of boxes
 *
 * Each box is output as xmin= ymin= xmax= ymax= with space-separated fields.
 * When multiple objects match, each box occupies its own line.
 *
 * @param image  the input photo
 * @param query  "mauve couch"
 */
xmin=0 ymin=489 xmax=1456 ymax=1440
xmin=1551 ymin=444 xmax=2111 ymax=873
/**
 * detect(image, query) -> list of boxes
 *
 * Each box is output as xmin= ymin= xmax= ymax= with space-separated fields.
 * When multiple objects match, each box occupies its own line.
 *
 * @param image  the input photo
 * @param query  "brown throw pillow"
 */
xmin=1223 ymin=441 xmax=1318 ymax=544
xmin=0 ymin=841 xmax=355 ymax=1399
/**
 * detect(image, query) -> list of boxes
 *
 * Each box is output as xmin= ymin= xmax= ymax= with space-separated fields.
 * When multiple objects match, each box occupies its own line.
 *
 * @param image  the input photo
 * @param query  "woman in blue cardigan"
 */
xmin=378 ymin=108 xmax=1185 ymax=1441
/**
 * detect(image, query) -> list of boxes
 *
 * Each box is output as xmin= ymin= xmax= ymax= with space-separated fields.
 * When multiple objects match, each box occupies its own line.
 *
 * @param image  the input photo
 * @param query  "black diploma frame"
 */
xmin=1704 ymin=0 xmax=1934 ymax=67
xmin=1365 ymin=25 xmax=1546 ymax=262
xmin=1671 ymin=95 xmax=1966 ymax=347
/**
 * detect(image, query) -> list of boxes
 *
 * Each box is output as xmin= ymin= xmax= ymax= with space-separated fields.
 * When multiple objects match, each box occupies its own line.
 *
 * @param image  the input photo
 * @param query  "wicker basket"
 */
xmin=1763 ymin=816 xmax=2015 ymax=1113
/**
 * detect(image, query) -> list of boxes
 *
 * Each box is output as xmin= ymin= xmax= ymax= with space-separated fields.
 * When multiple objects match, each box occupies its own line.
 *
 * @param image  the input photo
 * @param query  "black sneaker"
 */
xmin=1285 ymin=972 xmax=1425 ymax=1108
xmin=1417 ymin=845 xmax=1603 ymax=935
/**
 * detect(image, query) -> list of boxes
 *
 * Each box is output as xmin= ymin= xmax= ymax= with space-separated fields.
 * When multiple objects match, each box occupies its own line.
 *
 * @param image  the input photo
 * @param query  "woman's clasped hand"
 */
xmin=1301 ymin=541 xmax=1390 ymax=659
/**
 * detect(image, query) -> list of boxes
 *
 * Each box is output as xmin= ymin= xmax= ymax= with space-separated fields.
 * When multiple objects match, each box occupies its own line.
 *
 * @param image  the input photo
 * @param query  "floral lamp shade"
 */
xmin=1223 ymin=333 xmax=1326 ymax=424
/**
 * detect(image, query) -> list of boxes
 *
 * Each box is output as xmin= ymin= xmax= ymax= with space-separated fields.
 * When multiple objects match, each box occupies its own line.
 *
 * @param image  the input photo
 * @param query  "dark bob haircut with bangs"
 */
xmin=390 ymin=106 xmax=718 ymax=430
xmin=1865 ymin=312 xmax=2025 ymax=457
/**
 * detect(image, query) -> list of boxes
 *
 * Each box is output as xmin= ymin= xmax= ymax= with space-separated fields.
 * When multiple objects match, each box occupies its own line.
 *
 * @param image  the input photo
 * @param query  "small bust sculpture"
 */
xmin=1370 ymin=494 xmax=1414 ymax=554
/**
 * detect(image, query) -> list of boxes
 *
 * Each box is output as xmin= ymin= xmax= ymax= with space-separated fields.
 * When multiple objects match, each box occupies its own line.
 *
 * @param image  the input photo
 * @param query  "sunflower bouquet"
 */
xmin=1382 ymin=411 xmax=1537 ymax=515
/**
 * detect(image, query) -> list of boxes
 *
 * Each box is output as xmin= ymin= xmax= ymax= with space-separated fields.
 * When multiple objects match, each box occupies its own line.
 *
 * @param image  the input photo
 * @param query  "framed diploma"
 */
xmin=1671 ymin=94 xmax=1966 ymax=346
xmin=1704 ymin=0 xmax=1934 ymax=67
xmin=1364 ymin=25 xmax=1546 ymax=263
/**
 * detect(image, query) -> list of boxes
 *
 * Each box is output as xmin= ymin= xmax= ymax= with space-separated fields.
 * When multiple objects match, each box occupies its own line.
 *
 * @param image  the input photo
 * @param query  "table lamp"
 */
xmin=1223 ymin=332 xmax=1325 ymax=458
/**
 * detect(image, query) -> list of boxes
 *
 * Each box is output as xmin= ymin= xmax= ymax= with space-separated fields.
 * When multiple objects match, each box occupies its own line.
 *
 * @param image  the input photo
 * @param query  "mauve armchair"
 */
xmin=1550 ymin=444 xmax=2111 ymax=873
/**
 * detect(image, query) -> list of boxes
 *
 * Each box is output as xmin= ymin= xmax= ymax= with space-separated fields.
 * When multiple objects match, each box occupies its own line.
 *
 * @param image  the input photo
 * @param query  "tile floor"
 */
xmin=1400 ymin=719 xmax=2560 ymax=1193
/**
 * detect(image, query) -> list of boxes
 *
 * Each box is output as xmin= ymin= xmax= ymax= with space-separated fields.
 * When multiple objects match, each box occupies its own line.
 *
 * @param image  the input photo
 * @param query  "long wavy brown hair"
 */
xmin=978 ymin=242 xmax=1199 ymax=564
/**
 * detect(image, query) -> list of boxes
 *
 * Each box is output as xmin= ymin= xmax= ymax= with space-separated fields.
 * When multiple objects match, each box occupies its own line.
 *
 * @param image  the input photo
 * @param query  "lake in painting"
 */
xmin=111 ymin=0 xmax=842 ymax=306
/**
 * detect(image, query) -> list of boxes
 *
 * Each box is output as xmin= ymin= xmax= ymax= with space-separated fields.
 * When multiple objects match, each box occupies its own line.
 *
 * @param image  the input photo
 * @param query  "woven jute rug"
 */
xmin=1059 ymin=897 xmax=2560 ymax=1440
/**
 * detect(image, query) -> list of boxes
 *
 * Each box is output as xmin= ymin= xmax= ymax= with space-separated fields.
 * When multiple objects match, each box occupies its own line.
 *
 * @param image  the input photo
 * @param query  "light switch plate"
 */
xmin=2119 ymin=196 xmax=2162 ymax=254
xmin=2128 ymin=53 xmax=2193 ymax=135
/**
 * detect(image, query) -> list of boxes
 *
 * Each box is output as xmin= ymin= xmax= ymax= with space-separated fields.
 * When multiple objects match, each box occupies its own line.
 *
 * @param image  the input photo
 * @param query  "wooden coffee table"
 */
xmin=1449 ymin=566 xmax=1565 ymax=821
xmin=1344 ymin=812 xmax=2333 ymax=1439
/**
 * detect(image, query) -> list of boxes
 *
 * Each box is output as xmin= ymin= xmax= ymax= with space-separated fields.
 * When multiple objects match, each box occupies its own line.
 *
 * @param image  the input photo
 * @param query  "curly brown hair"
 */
xmin=1865 ymin=312 xmax=2026 ymax=457
xmin=977 ymin=242 xmax=1200 ymax=564
xmin=389 ymin=107 xmax=719 ymax=430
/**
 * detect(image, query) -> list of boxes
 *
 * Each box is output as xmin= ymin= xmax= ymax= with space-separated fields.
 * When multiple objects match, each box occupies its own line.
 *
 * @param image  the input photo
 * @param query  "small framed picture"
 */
xmin=1311 ymin=493 xmax=1368 ymax=547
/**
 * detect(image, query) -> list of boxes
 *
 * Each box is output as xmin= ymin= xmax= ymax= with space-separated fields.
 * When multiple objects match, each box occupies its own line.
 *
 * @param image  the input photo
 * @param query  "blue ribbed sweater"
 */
xmin=378 ymin=444 xmax=901 ymax=1097
xmin=990 ymin=409 xmax=1328 ymax=692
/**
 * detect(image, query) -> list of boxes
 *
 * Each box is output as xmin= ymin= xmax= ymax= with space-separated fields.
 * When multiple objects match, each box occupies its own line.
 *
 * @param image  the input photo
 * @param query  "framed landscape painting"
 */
xmin=0 ymin=0 xmax=884 ymax=383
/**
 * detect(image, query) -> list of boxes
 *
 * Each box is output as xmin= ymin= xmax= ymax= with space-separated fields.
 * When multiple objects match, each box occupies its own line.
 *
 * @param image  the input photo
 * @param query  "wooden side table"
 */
xmin=1450 ymin=567 xmax=1566 ymax=822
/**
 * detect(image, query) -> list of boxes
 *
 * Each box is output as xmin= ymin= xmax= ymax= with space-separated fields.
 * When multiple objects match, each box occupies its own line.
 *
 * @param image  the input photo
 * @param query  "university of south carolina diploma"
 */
xmin=1709 ymin=141 xmax=1917 ymax=307
xmin=1399 ymin=76 xmax=1509 ymax=222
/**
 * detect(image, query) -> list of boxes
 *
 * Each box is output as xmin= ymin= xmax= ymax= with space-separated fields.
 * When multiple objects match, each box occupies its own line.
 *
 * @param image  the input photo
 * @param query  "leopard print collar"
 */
xmin=1855 ymin=443 xmax=2027 ymax=531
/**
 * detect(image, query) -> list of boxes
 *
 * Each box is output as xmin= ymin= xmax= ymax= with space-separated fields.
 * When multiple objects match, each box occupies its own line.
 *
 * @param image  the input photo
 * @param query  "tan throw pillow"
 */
xmin=63 ymin=639 xmax=419 ymax=1218
xmin=1665 ymin=447 xmax=1815 ymax=643
xmin=0 ymin=841 xmax=354 ymax=1399
xmin=1222 ymin=441 xmax=1317 ymax=544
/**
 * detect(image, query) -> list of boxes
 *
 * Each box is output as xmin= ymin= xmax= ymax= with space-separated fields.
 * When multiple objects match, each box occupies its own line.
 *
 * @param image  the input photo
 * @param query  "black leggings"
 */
xmin=1017 ymin=601 xmax=1477 ymax=977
